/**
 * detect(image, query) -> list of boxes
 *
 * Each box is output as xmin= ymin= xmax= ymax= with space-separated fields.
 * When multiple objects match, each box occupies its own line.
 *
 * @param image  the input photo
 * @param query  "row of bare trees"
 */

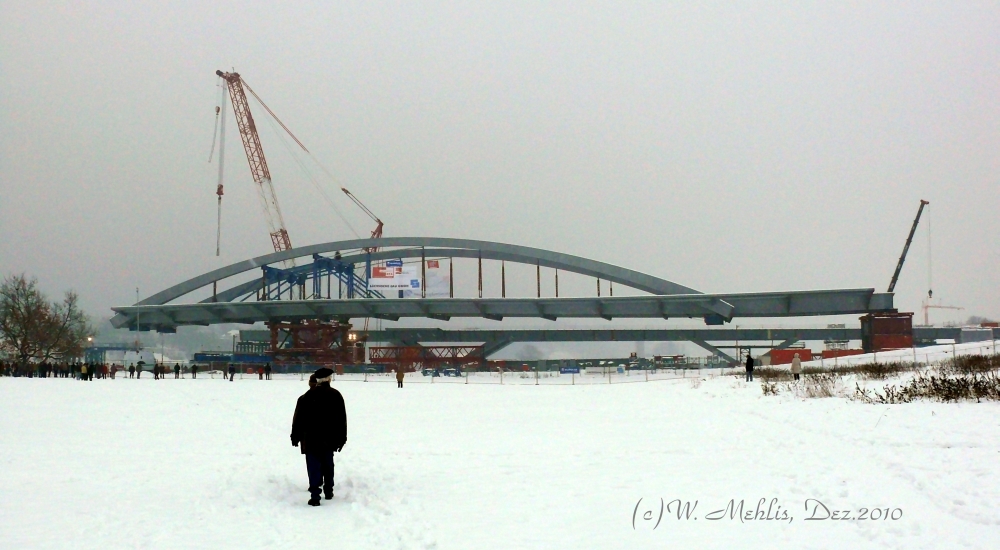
xmin=0 ymin=274 xmax=92 ymax=367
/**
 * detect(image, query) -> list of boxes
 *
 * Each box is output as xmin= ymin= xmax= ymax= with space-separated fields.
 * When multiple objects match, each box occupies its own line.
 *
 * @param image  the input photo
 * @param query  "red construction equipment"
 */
xmin=267 ymin=320 xmax=366 ymax=365
xmin=216 ymin=70 xmax=296 ymax=254
xmin=860 ymin=312 xmax=914 ymax=352
xmin=369 ymin=345 xmax=485 ymax=372
xmin=767 ymin=349 xmax=813 ymax=365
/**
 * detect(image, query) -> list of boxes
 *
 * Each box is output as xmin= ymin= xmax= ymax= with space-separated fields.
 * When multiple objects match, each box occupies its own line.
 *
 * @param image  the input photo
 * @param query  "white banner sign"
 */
xmin=369 ymin=265 xmax=421 ymax=294
xmin=425 ymin=259 xmax=450 ymax=298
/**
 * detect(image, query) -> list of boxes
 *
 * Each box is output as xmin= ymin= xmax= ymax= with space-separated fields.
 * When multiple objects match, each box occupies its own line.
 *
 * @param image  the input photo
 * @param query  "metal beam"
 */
xmin=773 ymin=339 xmax=799 ymax=350
xmin=689 ymin=339 xmax=738 ymax=364
xmin=111 ymin=288 xmax=894 ymax=331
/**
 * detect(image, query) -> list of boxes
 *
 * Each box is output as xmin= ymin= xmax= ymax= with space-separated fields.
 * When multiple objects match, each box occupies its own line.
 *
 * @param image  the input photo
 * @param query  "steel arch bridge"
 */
xmin=110 ymin=237 xmax=894 ymax=333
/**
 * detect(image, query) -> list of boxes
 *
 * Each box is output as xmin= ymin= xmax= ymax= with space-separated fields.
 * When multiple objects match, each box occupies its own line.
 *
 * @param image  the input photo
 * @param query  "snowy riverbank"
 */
xmin=2 ymin=369 xmax=998 ymax=549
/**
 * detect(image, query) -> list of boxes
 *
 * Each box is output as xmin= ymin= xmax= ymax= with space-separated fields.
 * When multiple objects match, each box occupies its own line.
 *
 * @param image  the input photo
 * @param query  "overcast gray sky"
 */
xmin=2 ymin=1 xmax=998 ymax=326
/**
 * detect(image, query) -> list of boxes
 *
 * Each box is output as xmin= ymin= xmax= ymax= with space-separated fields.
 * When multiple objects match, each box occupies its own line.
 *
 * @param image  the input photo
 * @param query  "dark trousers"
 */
xmin=745 ymin=369 xmax=753 ymax=382
xmin=305 ymin=452 xmax=335 ymax=499
xmin=229 ymin=372 xmax=234 ymax=381
xmin=397 ymin=380 xmax=403 ymax=388
xmin=793 ymin=373 xmax=800 ymax=380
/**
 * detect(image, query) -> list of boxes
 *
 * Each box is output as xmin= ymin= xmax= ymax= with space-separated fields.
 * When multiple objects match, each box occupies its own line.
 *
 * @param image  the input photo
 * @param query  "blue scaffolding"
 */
xmin=260 ymin=253 xmax=384 ymax=301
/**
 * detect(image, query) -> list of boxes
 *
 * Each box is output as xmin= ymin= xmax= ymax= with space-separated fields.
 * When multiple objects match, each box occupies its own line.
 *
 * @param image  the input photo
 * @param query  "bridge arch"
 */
xmin=137 ymin=237 xmax=702 ymax=307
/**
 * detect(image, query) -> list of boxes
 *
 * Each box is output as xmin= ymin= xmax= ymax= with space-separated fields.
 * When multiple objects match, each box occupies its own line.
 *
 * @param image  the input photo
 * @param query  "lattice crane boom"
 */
xmin=216 ymin=70 xmax=293 ymax=253
xmin=341 ymin=187 xmax=383 ymax=252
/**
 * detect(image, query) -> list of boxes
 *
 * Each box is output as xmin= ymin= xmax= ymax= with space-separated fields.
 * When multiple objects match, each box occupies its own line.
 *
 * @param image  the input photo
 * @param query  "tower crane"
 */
xmin=215 ymin=70 xmax=294 ymax=254
xmin=921 ymin=301 xmax=963 ymax=327
xmin=341 ymin=187 xmax=383 ymax=253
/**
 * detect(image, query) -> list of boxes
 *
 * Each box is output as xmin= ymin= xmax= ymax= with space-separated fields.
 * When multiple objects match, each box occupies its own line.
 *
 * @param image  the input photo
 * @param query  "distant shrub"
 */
xmin=799 ymin=373 xmax=840 ymax=398
xmin=755 ymin=367 xmax=792 ymax=382
xmin=854 ymin=370 xmax=1000 ymax=404
xmin=943 ymin=354 xmax=1000 ymax=376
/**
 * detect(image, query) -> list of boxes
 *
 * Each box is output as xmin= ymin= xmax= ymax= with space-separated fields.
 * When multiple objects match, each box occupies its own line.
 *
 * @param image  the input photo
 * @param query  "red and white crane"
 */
xmin=215 ymin=70 xmax=296 ymax=254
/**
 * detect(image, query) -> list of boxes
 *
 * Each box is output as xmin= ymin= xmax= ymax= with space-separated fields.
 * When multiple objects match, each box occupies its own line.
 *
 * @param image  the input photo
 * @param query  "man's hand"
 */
xmin=291 ymin=436 xmax=299 ymax=447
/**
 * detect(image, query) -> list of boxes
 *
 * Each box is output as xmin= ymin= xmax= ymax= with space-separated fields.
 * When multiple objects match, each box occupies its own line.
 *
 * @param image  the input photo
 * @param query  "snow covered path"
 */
xmin=1 ymin=373 xmax=998 ymax=549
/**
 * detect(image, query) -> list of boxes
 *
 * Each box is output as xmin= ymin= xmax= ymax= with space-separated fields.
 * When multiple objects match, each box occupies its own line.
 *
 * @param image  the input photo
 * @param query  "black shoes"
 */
xmin=308 ymin=497 xmax=321 ymax=506
xmin=324 ymin=491 xmax=334 ymax=500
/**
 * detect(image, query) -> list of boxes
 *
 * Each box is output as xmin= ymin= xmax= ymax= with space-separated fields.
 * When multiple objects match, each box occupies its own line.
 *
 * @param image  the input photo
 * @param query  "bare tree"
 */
xmin=0 ymin=274 xmax=92 ymax=366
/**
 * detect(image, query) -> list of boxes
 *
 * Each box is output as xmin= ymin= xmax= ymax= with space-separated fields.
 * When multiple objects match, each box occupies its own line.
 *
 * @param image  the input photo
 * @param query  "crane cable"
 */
xmin=242 ymin=78 xmax=362 ymax=239
xmin=926 ymin=205 xmax=932 ymax=300
xmin=207 ymin=81 xmax=225 ymax=163
xmin=258 ymin=104 xmax=361 ymax=239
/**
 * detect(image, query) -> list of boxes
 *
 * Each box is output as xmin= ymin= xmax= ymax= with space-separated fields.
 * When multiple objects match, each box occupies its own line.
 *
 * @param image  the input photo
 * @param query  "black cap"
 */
xmin=313 ymin=367 xmax=334 ymax=379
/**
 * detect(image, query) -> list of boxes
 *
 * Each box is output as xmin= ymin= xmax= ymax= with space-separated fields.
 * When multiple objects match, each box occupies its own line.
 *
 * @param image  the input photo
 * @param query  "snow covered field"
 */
xmin=2 ymin=365 xmax=999 ymax=549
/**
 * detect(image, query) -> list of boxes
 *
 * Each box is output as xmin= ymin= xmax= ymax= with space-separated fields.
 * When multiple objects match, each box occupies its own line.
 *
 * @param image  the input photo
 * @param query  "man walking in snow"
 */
xmin=290 ymin=367 xmax=347 ymax=507
xmin=228 ymin=364 xmax=235 ymax=382
xmin=396 ymin=366 xmax=405 ymax=388
xmin=745 ymin=353 xmax=755 ymax=382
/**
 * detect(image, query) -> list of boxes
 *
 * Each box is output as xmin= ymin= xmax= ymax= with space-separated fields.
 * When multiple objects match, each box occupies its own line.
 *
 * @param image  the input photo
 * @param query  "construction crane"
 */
xmin=887 ymin=199 xmax=929 ymax=293
xmin=215 ymin=70 xmax=294 ymax=254
xmin=341 ymin=187 xmax=383 ymax=253
xmin=921 ymin=300 xmax=963 ymax=327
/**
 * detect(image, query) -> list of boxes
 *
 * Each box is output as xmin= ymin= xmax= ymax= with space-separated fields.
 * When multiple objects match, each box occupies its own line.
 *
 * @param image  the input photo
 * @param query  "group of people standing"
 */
xmin=743 ymin=352 xmax=803 ymax=382
xmin=0 ymin=361 xmax=277 ymax=381
xmin=0 ymin=361 xmax=112 ymax=379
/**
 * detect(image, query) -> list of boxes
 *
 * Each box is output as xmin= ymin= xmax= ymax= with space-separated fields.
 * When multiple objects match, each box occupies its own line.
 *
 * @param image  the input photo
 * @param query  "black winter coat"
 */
xmin=745 ymin=356 xmax=755 ymax=370
xmin=290 ymin=385 xmax=347 ymax=455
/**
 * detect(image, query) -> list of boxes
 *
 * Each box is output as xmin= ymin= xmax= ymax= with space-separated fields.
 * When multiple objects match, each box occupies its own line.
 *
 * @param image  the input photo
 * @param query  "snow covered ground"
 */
xmin=799 ymin=340 xmax=999 ymax=368
xmin=2 ymin=361 xmax=999 ymax=549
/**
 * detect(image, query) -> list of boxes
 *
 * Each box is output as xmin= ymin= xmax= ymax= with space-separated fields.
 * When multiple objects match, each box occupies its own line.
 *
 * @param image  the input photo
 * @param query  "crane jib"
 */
xmin=887 ymin=200 xmax=929 ymax=293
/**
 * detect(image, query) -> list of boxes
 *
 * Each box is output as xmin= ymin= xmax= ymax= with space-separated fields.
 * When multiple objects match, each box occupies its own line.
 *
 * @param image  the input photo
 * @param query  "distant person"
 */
xmin=745 ymin=354 xmax=755 ymax=382
xmin=128 ymin=364 xmax=135 ymax=379
xmin=290 ymin=368 xmax=347 ymax=506
xmin=191 ymin=364 xmax=198 ymax=379
xmin=308 ymin=373 xmax=317 ymax=389
xmin=265 ymin=363 xmax=272 ymax=380
xmin=257 ymin=366 xmax=264 ymax=380
xmin=791 ymin=353 xmax=802 ymax=381
xmin=136 ymin=362 xmax=143 ymax=379
xmin=153 ymin=364 xmax=160 ymax=380
xmin=228 ymin=364 xmax=236 ymax=382
xmin=80 ymin=364 xmax=88 ymax=381
xmin=396 ymin=366 xmax=405 ymax=388
xmin=174 ymin=364 xmax=181 ymax=379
